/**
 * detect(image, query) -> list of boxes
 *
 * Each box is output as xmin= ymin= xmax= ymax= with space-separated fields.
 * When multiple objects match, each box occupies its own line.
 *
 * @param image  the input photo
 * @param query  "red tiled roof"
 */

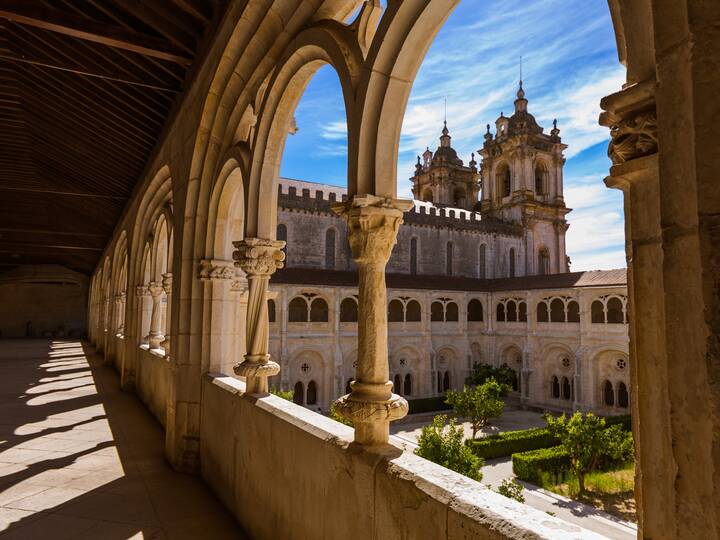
xmin=271 ymin=267 xmax=627 ymax=292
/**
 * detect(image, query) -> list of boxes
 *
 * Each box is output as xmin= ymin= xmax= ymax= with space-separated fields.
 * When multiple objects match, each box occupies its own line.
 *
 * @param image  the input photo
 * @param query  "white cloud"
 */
xmin=321 ymin=120 xmax=347 ymax=141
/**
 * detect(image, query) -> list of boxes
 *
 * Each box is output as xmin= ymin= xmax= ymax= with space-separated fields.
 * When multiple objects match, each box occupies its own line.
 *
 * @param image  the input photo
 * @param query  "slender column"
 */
xmin=147 ymin=281 xmax=165 ymax=348
xmin=232 ymin=238 xmax=285 ymax=394
xmin=331 ymin=195 xmax=413 ymax=446
xmin=115 ymin=293 xmax=126 ymax=335
xmin=160 ymin=273 xmax=172 ymax=355
xmin=136 ymin=285 xmax=151 ymax=346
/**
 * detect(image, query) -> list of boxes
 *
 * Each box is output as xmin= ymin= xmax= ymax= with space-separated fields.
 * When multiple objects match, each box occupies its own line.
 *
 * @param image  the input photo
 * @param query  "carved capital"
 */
xmin=600 ymin=80 xmax=657 ymax=165
xmin=135 ymin=285 xmax=150 ymax=297
xmin=198 ymin=259 xmax=235 ymax=281
xmin=331 ymin=195 xmax=412 ymax=265
xmin=147 ymin=281 xmax=164 ymax=298
xmin=161 ymin=272 xmax=173 ymax=293
xmin=232 ymin=239 xmax=285 ymax=277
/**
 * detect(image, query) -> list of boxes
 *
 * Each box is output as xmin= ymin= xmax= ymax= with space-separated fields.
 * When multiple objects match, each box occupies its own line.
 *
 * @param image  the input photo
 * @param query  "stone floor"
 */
xmin=0 ymin=339 xmax=245 ymax=539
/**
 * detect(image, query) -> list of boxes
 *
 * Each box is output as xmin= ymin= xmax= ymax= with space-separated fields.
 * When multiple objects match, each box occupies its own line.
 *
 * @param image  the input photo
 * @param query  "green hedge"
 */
xmin=466 ymin=428 xmax=559 ymax=460
xmin=604 ymin=414 xmax=632 ymax=432
xmin=512 ymin=446 xmax=571 ymax=485
xmin=407 ymin=396 xmax=452 ymax=414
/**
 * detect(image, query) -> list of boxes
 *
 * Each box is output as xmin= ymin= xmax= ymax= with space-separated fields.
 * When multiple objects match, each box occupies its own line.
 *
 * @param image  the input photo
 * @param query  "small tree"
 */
xmin=545 ymin=412 xmax=634 ymax=493
xmin=271 ymin=387 xmax=294 ymax=402
xmin=415 ymin=415 xmax=483 ymax=481
xmin=466 ymin=363 xmax=515 ymax=395
xmin=446 ymin=378 xmax=506 ymax=439
xmin=496 ymin=478 xmax=525 ymax=503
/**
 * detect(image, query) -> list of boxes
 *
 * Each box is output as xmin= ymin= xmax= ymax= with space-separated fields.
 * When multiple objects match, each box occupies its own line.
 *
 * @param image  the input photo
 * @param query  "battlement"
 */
xmin=276 ymin=184 xmax=523 ymax=237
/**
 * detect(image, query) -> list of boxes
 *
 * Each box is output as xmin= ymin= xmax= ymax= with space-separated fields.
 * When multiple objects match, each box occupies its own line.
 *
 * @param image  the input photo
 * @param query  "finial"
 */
xmin=486 ymin=123 xmax=491 ymax=134
xmin=553 ymin=118 xmax=557 ymax=129
xmin=417 ymin=155 xmax=421 ymax=164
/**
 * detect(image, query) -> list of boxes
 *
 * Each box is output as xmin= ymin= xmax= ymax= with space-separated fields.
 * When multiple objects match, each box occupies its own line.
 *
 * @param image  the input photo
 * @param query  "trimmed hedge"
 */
xmin=466 ymin=427 xmax=559 ymax=460
xmin=512 ymin=446 xmax=571 ymax=485
xmin=407 ymin=396 xmax=452 ymax=414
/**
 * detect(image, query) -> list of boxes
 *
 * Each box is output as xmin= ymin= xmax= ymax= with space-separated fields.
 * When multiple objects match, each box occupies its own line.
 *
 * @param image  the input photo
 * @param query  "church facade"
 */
xmin=268 ymin=86 xmax=629 ymax=416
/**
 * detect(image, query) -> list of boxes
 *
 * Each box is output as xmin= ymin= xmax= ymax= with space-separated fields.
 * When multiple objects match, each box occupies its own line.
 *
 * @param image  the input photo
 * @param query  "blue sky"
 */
xmin=280 ymin=0 xmax=626 ymax=271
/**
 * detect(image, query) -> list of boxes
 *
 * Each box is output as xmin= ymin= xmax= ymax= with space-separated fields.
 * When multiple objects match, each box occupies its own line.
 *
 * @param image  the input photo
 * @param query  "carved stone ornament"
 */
xmin=232 ymin=238 xmax=286 ymax=277
xmin=135 ymin=285 xmax=150 ymax=297
xmin=607 ymin=112 xmax=658 ymax=165
xmin=161 ymin=272 xmax=173 ymax=293
xmin=199 ymin=259 xmax=235 ymax=281
xmin=147 ymin=281 xmax=164 ymax=297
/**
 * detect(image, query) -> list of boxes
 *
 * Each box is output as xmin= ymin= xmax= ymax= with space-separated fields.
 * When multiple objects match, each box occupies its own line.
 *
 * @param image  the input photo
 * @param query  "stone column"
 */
xmin=331 ymin=195 xmax=413 ymax=446
xmin=229 ymin=275 xmax=248 ymax=377
xmin=115 ymin=293 xmax=126 ymax=335
xmin=147 ymin=281 xmax=165 ymax=349
xmin=136 ymin=285 xmax=151 ymax=345
xmin=572 ymin=348 xmax=583 ymax=412
xmin=160 ymin=273 xmax=172 ymax=355
xmin=232 ymin=238 xmax=285 ymax=394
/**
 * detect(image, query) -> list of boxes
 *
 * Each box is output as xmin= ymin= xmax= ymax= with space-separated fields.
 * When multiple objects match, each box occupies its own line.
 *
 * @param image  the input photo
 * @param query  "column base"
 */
xmin=148 ymin=334 xmax=165 ymax=349
xmin=334 ymin=391 xmax=408 ymax=446
xmin=234 ymin=357 xmax=280 ymax=395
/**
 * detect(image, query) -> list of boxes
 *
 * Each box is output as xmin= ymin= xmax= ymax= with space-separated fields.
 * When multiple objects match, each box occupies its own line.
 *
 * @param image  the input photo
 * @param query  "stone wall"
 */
xmin=200 ymin=374 xmax=605 ymax=540
xmin=136 ymin=347 xmax=171 ymax=427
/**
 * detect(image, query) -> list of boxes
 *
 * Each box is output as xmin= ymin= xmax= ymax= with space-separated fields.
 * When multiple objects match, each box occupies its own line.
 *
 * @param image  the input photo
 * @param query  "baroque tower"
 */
xmin=410 ymin=122 xmax=479 ymax=210
xmin=478 ymin=82 xmax=570 ymax=274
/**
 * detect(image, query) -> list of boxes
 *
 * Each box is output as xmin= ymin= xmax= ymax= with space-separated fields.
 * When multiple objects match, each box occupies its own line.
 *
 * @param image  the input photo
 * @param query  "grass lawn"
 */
xmin=542 ymin=464 xmax=636 ymax=522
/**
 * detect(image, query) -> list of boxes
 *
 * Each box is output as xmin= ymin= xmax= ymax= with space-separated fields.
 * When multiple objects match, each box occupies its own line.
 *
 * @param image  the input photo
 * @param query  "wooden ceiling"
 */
xmin=0 ymin=0 xmax=226 ymax=274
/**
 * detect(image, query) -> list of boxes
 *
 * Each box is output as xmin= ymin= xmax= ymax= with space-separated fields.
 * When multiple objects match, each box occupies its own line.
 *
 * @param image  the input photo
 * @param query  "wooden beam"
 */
xmin=0 ymin=53 xmax=180 ymax=93
xmin=0 ymin=186 xmax=128 ymax=200
xmin=0 ymin=0 xmax=192 ymax=65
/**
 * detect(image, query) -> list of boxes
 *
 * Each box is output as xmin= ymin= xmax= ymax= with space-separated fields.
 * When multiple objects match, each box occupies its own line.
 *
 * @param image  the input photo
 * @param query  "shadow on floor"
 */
xmin=0 ymin=339 xmax=244 ymax=539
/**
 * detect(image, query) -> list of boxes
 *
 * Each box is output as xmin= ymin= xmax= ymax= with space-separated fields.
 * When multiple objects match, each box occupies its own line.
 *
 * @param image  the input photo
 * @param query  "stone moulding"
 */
xmin=198 ymin=259 xmax=236 ymax=281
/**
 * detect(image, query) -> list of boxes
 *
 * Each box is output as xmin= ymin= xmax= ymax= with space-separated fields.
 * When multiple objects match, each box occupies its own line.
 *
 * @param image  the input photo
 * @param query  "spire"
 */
xmin=514 ymin=80 xmax=528 ymax=113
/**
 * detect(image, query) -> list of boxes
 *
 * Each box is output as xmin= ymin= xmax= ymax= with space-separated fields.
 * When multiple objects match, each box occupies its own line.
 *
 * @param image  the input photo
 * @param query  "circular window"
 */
xmin=399 ymin=358 xmax=407 ymax=366
xmin=616 ymin=358 xmax=627 ymax=370
xmin=562 ymin=357 xmax=571 ymax=368
xmin=300 ymin=362 xmax=311 ymax=373
xmin=352 ymin=360 xmax=357 ymax=368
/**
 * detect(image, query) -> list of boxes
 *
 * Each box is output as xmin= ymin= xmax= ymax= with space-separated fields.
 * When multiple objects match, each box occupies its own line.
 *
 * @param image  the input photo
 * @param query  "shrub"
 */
xmin=512 ymin=446 xmax=571 ymax=485
xmin=604 ymin=414 xmax=632 ymax=432
xmin=328 ymin=402 xmax=353 ymax=427
xmin=270 ymin=387 xmax=294 ymax=402
xmin=467 ymin=427 xmax=559 ymax=460
xmin=446 ymin=379 xmax=505 ymax=439
xmin=415 ymin=415 xmax=483 ymax=481
xmin=496 ymin=478 xmax=525 ymax=503
xmin=407 ymin=396 xmax=452 ymax=414
xmin=466 ymin=363 xmax=515 ymax=394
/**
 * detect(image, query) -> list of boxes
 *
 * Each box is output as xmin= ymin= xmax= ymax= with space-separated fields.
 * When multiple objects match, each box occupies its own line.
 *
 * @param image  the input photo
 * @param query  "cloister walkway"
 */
xmin=0 ymin=340 xmax=244 ymax=539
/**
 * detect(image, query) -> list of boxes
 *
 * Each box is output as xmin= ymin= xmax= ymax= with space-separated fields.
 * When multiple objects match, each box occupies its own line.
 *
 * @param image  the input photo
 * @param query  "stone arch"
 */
xmin=588 ymin=348 xmax=630 ymax=411
xmin=289 ymin=348 xmax=327 ymax=408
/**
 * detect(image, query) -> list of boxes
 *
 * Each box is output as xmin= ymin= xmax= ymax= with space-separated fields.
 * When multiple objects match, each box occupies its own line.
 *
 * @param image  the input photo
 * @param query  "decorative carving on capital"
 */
xmin=147 ymin=281 xmax=164 ymax=298
xmin=135 ymin=285 xmax=150 ymax=297
xmin=161 ymin=272 xmax=173 ymax=293
xmin=331 ymin=195 xmax=413 ymax=265
xmin=199 ymin=259 xmax=235 ymax=281
xmin=600 ymin=79 xmax=657 ymax=166
xmin=232 ymin=238 xmax=285 ymax=277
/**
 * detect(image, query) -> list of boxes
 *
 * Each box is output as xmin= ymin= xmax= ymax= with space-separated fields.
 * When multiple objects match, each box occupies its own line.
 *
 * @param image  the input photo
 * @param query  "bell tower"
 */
xmin=478 ymin=82 xmax=571 ymax=274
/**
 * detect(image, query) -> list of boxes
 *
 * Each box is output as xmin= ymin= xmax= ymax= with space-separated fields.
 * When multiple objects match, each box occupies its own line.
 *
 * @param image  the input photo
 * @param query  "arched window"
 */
xmin=506 ymin=300 xmax=517 ymax=322
xmin=603 ymin=380 xmax=615 ymax=406
xmin=339 ymin=297 xmax=358 ymax=322
xmin=445 ymin=302 xmax=459 ymax=322
xmin=591 ymin=300 xmax=605 ymax=323
xmin=403 ymin=374 xmax=413 ymax=396
xmin=562 ymin=377 xmax=572 ymax=401
xmin=306 ymin=380 xmax=317 ymax=405
xmin=607 ymin=297 xmax=624 ymax=323
xmin=453 ymin=188 xmax=466 ymax=207
xmin=388 ymin=299 xmax=404 ymax=322
xmin=538 ymin=248 xmax=550 ymax=275
xmin=410 ymin=237 xmax=418 ymax=275
xmin=509 ymin=248 xmax=516 ymax=278
xmin=467 ymin=299 xmax=483 ymax=321
xmin=552 ymin=376 xmax=560 ymax=399
xmin=268 ymin=299 xmax=276 ymax=323
xmin=497 ymin=163 xmax=511 ymax=198
xmin=393 ymin=374 xmax=402 ymax=394
xmin=309 ymin=298 xmax=329 ymax=322
xmin=293 ymin=382 xmax=304 ymax=405
xmin=289 ymin=297 xmax=308 ymax=322
xmin=550 ymin=298 xmax=565 ymax=322
xmin=478 ymin=244 xmax=487 ymax=279
xmin=446 ymin=241 xmax=453 ymax=276
xmin=325 ymin=229 xmax=336 ymax=270
xmin=406 ymin=300 xmax=422 ymax=322
xmin=567 ymin=301 xmax=580 ymax=323
xmin=537 ymin=301 xmax=549 ymax=322
xmin=436 ymin=372 xmax=443 ymax=393
xmin=423 ymin=189 xmax=433 ymax=203
xmin=431 ymin=301 xmax=444 ymax=322
xmin=443 ymin=371 xmax=451 ymax=392
xmin=618 ymin=382 xmax=629 ymax=408
xmin=509 ymin=369 xmax=519 ymax=392
xmin=277 ymin=224 xmax=288 ymax=260
xmin=518 ymin=301 xmax=527 ymax=322
xmin=496 ymin=303 xmax=506 ymax=322
xmin=535 ymin=164 xmax=545 ymax=196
